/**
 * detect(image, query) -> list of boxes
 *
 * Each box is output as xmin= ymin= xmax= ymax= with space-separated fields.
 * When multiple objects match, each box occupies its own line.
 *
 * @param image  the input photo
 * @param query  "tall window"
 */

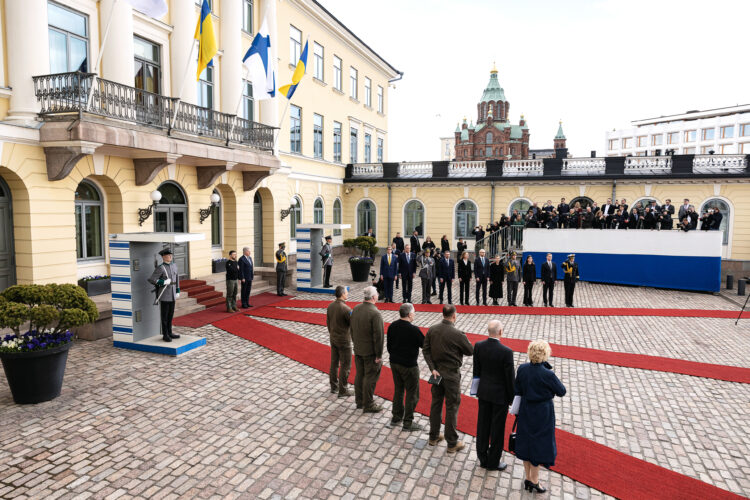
xmin=667 ymin=132 xmax=679 ymax=144
xmin=404 ymin=200 xmax=424 ymax=236
xmin=242 ymin=0 xmax=253 ymax=33
xmin=622 ymin=137 xmax=632 ymax=149
xmin=313 ymin=43 xmax=324 ymax=81
xmin=486 ymin=132 xmax=493 ymax=144
xmin=241 ymin=80 xmax=254 ymax=121
xmin=364 ymin=133 xmax=371 ymax=163
xmin=290 ymin=196 xmax=302 ymax=238
xmin=48 ymin=1 xmax=89 ymax=73
xmin=289 ymin=25 xmax=301 ymax=64
xmin=685 ymin=130 xmax=696 ymax=142
xmin=364 ymin=77 xmax=371 ymax=107
xmin=333 ymin=56 xmax=342 ymax=91
xmin=741 ymin=124 xmax=750 ymax=137
xmin=134 ymin=36 xmax=160 ymax=94
xmin=637 ymin=136 xmax=647 ymax=147
xmin=350 ymin=67 xmax=358 ymax=99
xmin=357 ymin=200 xmax=376 ymax=236
xmin=455 ymin=200 xmax=477 ymax=239
xmin=652 ymin=134 xmax=663 ymax=146
xmin=377 ymin=85 xmax=384 ymax=113
xmin=198 ymin=66 xmax=213 ymax=109
xmin=700 ymin=199 xmax=730 ymax=244
xmin=333 ymin=121 xmax=342 ymax=162
xmin=313 ymin=198 xmax=324 ymax=224
xmin=333 ymin=199 xmax=342 ymax=236
xmin=702 ymin=128 xmax=715 ymax=141
xmin=290 ymin=105 xmax=301 ymax=153
xmin=211 ymin=189 xmax=221 ymax=247
xmin=721 ymin=125 xmax=734 ymax=139
xmin=377 ymin=137 xmax=384 ymax=162
xmin=350 ymin=127 xmax=358 ymax=163
xmin=608 ymin=139 xmax=618 ymax=150
xmin=75 ymin=180 xmax=103 ymax=260
xmin=509 ymin=199 xmax=532 ymax=215
xmin=313 ymin=113 xmax=323 ymax=159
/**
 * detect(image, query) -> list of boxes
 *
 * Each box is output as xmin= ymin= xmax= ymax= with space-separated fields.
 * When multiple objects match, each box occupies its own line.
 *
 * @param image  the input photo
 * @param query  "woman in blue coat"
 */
xmin=514 ymin=340 xmax=566 ymax=493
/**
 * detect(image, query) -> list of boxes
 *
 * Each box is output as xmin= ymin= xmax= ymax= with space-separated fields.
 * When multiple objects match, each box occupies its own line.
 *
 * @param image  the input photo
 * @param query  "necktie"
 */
xmin=388 ymin=255 xmax=391 ymax=265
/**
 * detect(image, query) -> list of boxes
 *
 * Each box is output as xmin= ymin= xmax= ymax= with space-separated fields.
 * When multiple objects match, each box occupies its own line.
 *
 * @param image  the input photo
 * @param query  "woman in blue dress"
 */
xmin=514 ymin=340 xmax=566 ymax=493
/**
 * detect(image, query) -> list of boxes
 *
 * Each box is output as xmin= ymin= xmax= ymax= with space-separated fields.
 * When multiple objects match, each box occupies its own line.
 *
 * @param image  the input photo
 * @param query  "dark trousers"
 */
xmin=226 ymin=279 xmax=238 ymax=310
xmin=391 ymin=363 xmax=420 ymax=426
xmin=329 ymin=342 xmax=352 ymax=394
xmin=439 ymin=279 xmax=453 ymax=304
xmin=383 ymin=277 xmax=395 ymax=302
xmin=354 ymin=354 xmax=381 ymax=409
xmin=421 ymin=278 xmax=432 ymax=303
xmin=523 ymin=281 xmax=534 ymax=305
xmin=543 ymin=280 xmax=554 ymax=305
xmin=475 ymin=278 xmax=488 ymax=305
xmin=276 ymin=269 xmax=286 ymax=295
xmin=159 ymin=300 xmax=175 ymax=338
xmin=506 ymin=281 xmax=518 ymax=305
xmin=564 ymin=279 xmax=576 ymax=306
xmin=459 ymin=279 xmax=470 ymax=304
xmin=240 ymin=279 xmax=252 ymax=307
xmin=429 ymin=368 xmax=461 ymax=447
xmin=476 ymin=400 xmax=509 ymax=468
xmin=431 ymin=276 xmax=437 ymax=294
xmin=324 ymin=265 xmax=332 ymax=287
xmin=401 ymin=275 xmax=413 ymax=302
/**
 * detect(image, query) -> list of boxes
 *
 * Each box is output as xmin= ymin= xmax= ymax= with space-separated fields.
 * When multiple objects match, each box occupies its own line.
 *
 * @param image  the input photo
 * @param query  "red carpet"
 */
xmin=247 ymin=306 xmax=750 ymax=384
xmin=212 ymin=314 xmax=744 ymax=500
xmin=173 ymin=293 xmax=293 ymax=328
xmin=272 ymin=299 xmax=750 ymax=319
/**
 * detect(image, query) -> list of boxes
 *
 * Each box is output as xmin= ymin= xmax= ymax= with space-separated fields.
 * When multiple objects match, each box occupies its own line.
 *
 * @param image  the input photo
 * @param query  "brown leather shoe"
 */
xmin=446 ymin=441 xmax=465 ymax=454
xmin=428 ymin=434 xmax=444 ymax=446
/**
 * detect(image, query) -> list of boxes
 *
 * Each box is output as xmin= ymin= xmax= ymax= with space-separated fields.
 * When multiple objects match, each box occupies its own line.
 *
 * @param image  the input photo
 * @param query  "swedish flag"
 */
xmin=279 ymin=41 xmax=308 ymax=99
xmin=194 ymin=0 xmax=217 ymax=81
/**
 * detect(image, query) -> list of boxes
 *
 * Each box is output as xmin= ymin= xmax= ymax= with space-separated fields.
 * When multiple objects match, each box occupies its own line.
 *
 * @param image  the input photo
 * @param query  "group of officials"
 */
xmin=326 ymin=287 xmax=566 ymax=493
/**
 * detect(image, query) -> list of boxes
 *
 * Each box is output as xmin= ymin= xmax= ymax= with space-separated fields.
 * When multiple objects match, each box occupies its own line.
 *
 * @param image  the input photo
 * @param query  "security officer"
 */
xmin=320 ymin=235 xmax=334 ymax=288
xmin=148 ymin=248 xmax=180 ymax=342
xmin=275 ymin=242 xmax=288 ymax=296
xmin=561 ymin=253 xmax=579 ymax=307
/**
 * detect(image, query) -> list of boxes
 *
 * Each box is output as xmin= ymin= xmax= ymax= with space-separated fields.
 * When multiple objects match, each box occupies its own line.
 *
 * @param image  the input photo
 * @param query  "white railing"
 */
xmin=351 ymin=163 xmax=383 ymax=178
xmin=562 ymin=158 xmax=606 ymax=176
xmin=624 ymin=156 xmax=672 ymax=174
xmin=448 ymin=160 xmax=486 ymax=177
xmin=503 ymin=159 xmax=544 ymax=176
xmin=398 ymin=161 xmax=432 ymax=178
xmin=693 ymin=154 xmax=747 ymax=174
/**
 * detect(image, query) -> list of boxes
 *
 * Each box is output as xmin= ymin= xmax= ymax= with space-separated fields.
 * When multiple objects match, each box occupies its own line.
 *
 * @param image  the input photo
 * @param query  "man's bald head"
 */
xmin=487 ymin=320 xmax=503 ymax=338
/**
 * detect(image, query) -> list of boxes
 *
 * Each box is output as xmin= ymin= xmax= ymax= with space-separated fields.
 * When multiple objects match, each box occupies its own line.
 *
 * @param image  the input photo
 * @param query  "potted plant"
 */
xmin=77 ymin=275 xmax=111 ymax=296
xmin=344 ymin=236 xmax=378 ymax=282
xmin=0 ymin=284 xmax=98 ymax=404
xmin=212 ymin=258 xmax=227 ymax=273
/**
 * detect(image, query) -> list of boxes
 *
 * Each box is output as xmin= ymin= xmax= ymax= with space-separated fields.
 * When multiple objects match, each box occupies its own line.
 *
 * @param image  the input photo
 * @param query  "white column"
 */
xmin=99 ymin=0 xmax=135 ymax=85
xmin=220 ymin=0 xmax=242 ymax=114
xmin=5 ymin=0 xmax=49 ymax=121
xmin=259 ymin=0 xmax=278 ymax=151
xmin=170 ymin=0 xmax=198 ymax=103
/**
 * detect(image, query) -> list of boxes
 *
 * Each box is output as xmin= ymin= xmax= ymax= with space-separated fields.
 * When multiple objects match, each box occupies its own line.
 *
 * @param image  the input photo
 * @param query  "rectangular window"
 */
xmin=702 ymin=128 xmax=715 ymax=141
xmin=333 ymin=56 xmax=342 ymax=91
xmin=313 ymin=42 xmax=324 ymax=81
xmin=242 ymin=0 xmax=253 ymax=33
xmin=683 ymin=147 xmax=696 ymax=154
xmin=289 ymin=25 xmax=301 ymax=64
xmin=740 ymin=143 xmax=749 ymax=154
xmin=701 ymin=145 xmax=714 ymax=154
xmin=197 ymin=65 xmax=213 ymax=109
xmin=741 ymin=124 xmax=750 ymax=137
xmin=211 ymin=202 xmax=221 ymax=247
xmin=364 ymin=77 xmax=371 ymax=107
xmin=720 ymin=144 xmax=735 ymax=154
xmin=377 ymin=86 xmax=384 ymax=113
xmin=75 ymin=204 xmax=103 ymax=260
xmin=134 ymin=36 xmax=161 ymax=97
xmin=608 ymin=138 xmax=618 ymax=150
xmin=350 ymin=67 xmax=358 ymax=99
xmin=333 ymin=121 xmax=342 ymax=162
xmin=377 ymin=137 xmax=384 ymax=162
xmin=350 ymin=127 xmax=358 ymax=163
xmin=241 ymin=80 xmax=253 ymax=121
xmin=313 ymin=113 xmax=323 ymax=159
xmin=684 ymin=130 xmax=696 ymax=142
xmin=290 ymin=105 xmax=301 ymax=153
xmin=622 ymin=137 xmax=632 ymax=149
xmin=667 ymin=132 xmax=679 ymax=144
xmin=720 ymin=125 xmax=734 ymax=139
xmin=48 ymin=1 xmax=89 ymax=73
xmin=652 ymin=134 xmax=663 ymax=146
xmin=637 ymin=136 xmax=647 ymax=147
xmin=364 ymin=133 xmax=371 ymax=163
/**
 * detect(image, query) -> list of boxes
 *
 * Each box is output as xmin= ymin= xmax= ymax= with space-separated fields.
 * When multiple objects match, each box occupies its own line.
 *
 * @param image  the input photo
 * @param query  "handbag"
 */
xmin=508 ymin=416 xmax=518 ymax=454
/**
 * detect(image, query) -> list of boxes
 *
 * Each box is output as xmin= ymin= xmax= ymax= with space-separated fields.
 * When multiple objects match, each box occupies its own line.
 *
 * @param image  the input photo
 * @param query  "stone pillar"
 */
xmin=259 ymin=0 xmax=278 ymax=150
xmin=5 ymin=0 xmax=49 ymax=121
xmin=170 ymin=0 xmax=198 ymax=103
xmin=220 ymin=0 xmax=242 ymax=114
xmin=99 ymin=0 xmax=135 ymax=85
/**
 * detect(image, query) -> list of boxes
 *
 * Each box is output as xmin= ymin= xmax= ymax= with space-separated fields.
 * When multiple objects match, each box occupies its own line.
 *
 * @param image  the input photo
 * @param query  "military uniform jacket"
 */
xmin=423 ymin=319 xmax=473 ymax=372
xmin=326 ymin=299 xmax=352 ymax=346
xmin=275 ymin=250 xmax=288 ymax=272
xmin=350 ymin=302 xmax=384 ymax=358
xmin=417 ymin=255 xmax=434 ymax=280
xmin=504 ymin=258 xmax=521 ymax=282
xmin=562 ymin=261 xmax=579 ymax=282
xmin=148 ymin=261 xmax=179 ymax=302
xmin=319 ymin=243 xmax=333 ymax=267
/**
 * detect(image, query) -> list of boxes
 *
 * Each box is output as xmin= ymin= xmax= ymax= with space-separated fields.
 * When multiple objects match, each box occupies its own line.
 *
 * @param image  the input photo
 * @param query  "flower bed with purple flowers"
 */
xmin=1 ymin=330 xmax=74 ymax=353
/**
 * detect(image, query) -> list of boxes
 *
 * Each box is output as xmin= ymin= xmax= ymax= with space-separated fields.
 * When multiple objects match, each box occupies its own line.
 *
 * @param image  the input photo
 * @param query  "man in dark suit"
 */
xmin=364 ymin=228 xmax=375 ymax=238
xmin=457 ymin=252 xmax=472 ymax=305
xmin=392 ymin=232 xmax=405 ymax=253
xmin=474 ymin=248 xmax=490 ymax=306
xmin=387 ymin=303 xmax=425 ymax=431
xmin=473 ymin=320 xmax=515 ymax=471
xmin=678 ymin=198 xmax=690 ymax=222
xmin=398 ymin=244 xmax=417 ymax=303
xmin=710 ymin=208 xmax=723 ymax=230
xmin=541 ymin=253 xmax=556 ymax=307
xmin=409 ymin=230 xmax=420 ymax=254
xmin=602 ymin=198 xmax=615 ymax=226
xmin=238 ymin=247 xmax=254 ymax=308
xmin=379 ymin=246 xmax=399 ymax=303
xmin=557 ymin=198 xmax=570 ymax=228
xmin=437 ymin=250 xmax=455 ymax=305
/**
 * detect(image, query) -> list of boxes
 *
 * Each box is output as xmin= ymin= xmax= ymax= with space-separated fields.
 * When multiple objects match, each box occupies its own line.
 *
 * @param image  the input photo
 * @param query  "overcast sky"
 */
xmin=319 ymin=0 xmax=750 ymax=160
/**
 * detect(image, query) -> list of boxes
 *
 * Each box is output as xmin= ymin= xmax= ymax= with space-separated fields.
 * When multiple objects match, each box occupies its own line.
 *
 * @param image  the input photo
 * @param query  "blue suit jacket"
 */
xmin=380 ymin=253 xmax=399 ymax=279
xmin=437 ymin=257 xmax=455 ymax=280
xmin=398 ymin=252 xmax=417 ymax=277
xmin=474 ymin=256 xmax=490 ymax=279
xmin=238 ymin=255 xmax=254 ymax=281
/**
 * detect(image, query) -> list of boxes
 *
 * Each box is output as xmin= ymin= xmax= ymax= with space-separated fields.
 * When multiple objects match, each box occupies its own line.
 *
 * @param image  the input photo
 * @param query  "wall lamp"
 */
xmin=199 ymin=192 xmax=221 ymax=224
xmin=137 ymin=190 xmax=162 ymax=226
xmin=280 ymin=197 xmax=298 ymax=221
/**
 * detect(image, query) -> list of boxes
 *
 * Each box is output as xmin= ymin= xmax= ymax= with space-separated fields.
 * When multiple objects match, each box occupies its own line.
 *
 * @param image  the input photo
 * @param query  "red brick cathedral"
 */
xmin=454 ymin=66 xmax=566 ymax=160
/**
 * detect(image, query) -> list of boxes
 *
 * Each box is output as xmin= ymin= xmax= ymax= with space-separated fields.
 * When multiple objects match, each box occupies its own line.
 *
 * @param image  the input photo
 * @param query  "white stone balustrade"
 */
xmin=693 ymin=155 xmax=747 ymax=174
xmin=398 ymin=162 xmax=432 ymax=178
xmin=562 ymin=158 xmax=606 ymax=176
xmin=503 ymin=159 xmax=543 ymax=176
xmin=351 ymin=163 xmax=383 ymax=178
xmin=448 ymin=160 xmax=486 ymax=177
xmin=624 ymin=156 xmax=672 ymax=174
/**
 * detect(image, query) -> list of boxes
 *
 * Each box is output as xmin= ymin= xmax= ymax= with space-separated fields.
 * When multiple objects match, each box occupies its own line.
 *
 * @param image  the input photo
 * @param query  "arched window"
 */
xmin=455 ymin=200 xmax=477 ymax=239
xmin=486 ymin=132 xmax=493 ymax=144
xmin=158 ymin=182 xmax=186 ymax=205
xmin=508 ymin=198 xmax=532 ymax=217
xmin=632 ymin=197 xmax=659 ymax=213
xmin=404 ymin=200 xmax=424 ymax=236
xmin=333 ymin=198 xmax=342 ymax=236
xmin=570 ymin=196 xmax=594 ymax=210
xmin=75 ymin=180 xmax=104 ymax=260
xmin=290 ymin=196 xmax=302 ymax=238
xmin=700 ymin=198 xmax=730 ymax=244
xmin=357 ymin=200 xmax=376 ymax=236
xmin=211 ymin=189 xmax=221 ymax=247
xmin=313 ymin=198 xmax=324 ymax=224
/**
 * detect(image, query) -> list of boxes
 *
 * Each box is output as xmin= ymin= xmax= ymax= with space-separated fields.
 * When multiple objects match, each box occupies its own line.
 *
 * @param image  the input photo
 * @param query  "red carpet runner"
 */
xmin=173 ymin=292 xmax=293 ymax=328
xmin=212 ymin=314 xmax=744 ymax=500
xmin=247 ymin=306 xmax=750 ymax=384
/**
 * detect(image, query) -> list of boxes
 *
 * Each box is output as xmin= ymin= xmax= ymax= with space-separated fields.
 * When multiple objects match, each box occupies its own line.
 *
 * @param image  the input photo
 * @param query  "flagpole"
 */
xmin=85 ymin=0 xmax=119 ymax=110
xmin=170 ymin=39 xmax=198 ymax=129
xmin=226 ymin=66 xmax=250 ymax=145
xmin=273 ymin=98 xmax=291 ymax=150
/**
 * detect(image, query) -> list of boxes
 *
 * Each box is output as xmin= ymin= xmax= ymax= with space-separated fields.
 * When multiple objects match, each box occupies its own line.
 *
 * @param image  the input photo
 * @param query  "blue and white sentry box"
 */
xmin=295 ymin=223 xmax=351 ymax=294
xmin=108 ymin=232 xmax=206 ymax=356
xmin=522 ymin=228 xmax=723 ymax=292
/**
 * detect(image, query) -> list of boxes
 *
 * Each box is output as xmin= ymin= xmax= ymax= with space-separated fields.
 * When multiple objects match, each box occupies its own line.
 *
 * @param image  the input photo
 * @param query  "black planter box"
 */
xmin=77 ymin=278 xmax=111 ymax=296
xmin=349 ymin=259 xmax=373 ymax=282
xmin=0 ymin=342 xmax=72 ymax=404
xmin=212 ymin=260 xmax=227 ymax=273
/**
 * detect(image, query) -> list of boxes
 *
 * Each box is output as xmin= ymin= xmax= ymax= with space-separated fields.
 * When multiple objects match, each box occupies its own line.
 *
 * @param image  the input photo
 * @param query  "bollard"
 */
xmin=738 ymin=279 xmax=746 ymax=296
xmin=726 ymin=275 xmax=734 ymax=290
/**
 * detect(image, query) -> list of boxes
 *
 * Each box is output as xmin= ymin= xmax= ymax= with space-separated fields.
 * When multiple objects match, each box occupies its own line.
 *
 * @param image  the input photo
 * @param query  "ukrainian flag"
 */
xmin=194 ymin=0 xmax=217 ymax=81
xmin=279 ymin=41 xmax=308 ymax=99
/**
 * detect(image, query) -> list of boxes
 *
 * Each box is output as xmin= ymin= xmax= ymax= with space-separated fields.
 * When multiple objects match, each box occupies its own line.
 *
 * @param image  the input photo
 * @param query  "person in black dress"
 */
xmin=440 ymin=235 xmax=450 ymax=254
xmin=457 ymin=251 xmax=472 ymax=305
xmin=488 ymin=255 xmax=504 ymax=306
xmin=522 ymin=255 xmax=536 ymax=306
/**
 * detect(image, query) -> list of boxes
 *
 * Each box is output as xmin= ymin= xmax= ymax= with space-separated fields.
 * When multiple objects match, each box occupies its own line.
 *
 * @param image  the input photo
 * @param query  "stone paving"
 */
xmin=0 ymin=264 xmax=749 ymax=499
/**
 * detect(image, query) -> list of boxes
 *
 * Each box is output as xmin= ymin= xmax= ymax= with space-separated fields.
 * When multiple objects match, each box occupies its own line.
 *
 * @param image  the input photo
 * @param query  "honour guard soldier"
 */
xmin=320 ymin=235 xmax=334 ymax=288
xmin=148 ymin=248 xmax=181 ymax=342
xmin=276 ymin=242 xmax=288 ymax=296
xmin=561 ymin=254 xmax=579 ymax=307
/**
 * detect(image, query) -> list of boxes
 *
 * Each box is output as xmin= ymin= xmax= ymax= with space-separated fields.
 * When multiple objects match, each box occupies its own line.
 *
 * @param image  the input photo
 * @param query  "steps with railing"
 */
xmin=471 ymin=226 xmax=524 ymax=258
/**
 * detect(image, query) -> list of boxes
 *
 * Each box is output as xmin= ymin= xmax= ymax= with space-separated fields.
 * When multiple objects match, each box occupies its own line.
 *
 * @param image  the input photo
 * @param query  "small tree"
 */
xmin=343 ymin=236 xmax=378 ymax=260
xmin=0 ymin=284 xmax=98 ymax=335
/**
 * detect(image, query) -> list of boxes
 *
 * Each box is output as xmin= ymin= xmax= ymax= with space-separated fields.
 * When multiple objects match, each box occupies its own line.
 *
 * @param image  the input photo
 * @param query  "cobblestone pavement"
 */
xmin=0 ymin=264 xmax=748 ymax=499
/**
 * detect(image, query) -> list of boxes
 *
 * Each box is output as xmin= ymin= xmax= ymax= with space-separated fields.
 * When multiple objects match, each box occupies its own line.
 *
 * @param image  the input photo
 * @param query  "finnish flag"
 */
xmin=243 ymin=18 xmax=276 ymax=100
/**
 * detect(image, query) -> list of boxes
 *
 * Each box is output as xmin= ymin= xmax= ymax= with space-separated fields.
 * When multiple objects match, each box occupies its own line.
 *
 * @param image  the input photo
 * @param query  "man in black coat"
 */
xmin=387 ymin=303 xmax=425 ymax=431
xmin=473 ymin=320 xmax=515 ymax=471
xmin=409 ymin=231 xmax=420 ymax=255
xmin=437 ymin=250 xmax=455 ymax=305
xmin=472 ymin=226 xmax=485 ymax=252
xmin=238 ymin=247 xmax=254 ymax=308
xmin=392 ymin=232 xmax=405 ymax=253
xmin=557 ymin=198 xmax=570 ymax=228
xmin=710 ymin=208 xmax=723 ymax=230
xmin=540 ymin=253 xmax=556 ymax=307
xmin=457 ymin=252 xmax=472 ymax=305
xmin=398 ymin=244 xmax=417 ymax=303
xmin=474 ymin=248 xmax=490 ymax=306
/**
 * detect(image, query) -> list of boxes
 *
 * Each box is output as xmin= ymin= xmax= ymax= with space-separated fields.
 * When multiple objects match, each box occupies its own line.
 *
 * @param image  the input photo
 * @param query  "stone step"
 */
xmin=201 ymin=296 xmax=226 ymax=308
xmin=174 ymin=302 xmax=206 ymax=317
xmin=184 ymin=284 xmax=215 ymax=296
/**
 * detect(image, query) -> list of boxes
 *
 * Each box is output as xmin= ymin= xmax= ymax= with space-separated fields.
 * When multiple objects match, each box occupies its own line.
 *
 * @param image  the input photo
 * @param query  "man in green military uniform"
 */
xmin=350 ymin=286 xmax=384 ymax=413
xmin=275 ymin=242 xmax=288 ymax=296
xmin=561 ymin=253 xmax=579 ymax=307
xmin=423 ymin=304 xmax=474 ymax=454
xmin=326 ymin=286 xmax=353 ymax=397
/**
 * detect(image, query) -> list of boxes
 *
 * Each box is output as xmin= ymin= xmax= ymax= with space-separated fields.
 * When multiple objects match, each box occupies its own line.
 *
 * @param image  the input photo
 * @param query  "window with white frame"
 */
xmin=622 ymin=137 xmax=632 ymax=148
xmin=333 ymin=121 xmax=342 ymax=162
xmin=333 ymin=199 xmax=342 ymax=236
xmin=48 ymin=1 xmax=89 ymax=73
xmin=364 ymin=133 xmax=371 ymax=163
xmin=652 ymin=134 xmax=663 ymax=146
xmin=364 ymin=77 xmax=371 ymax=107
xmin=290 ymin=196 xmax=302 ymax=239
xmin=608 ymin=138 xmax=618 ymax=150
xmin=313 ymin=198 xmax=324 ymax=224
xmin=75 ymin=180 xmax=103 ymax=260
xmin=350 ymin=127 xmax=358 ymax=163
xmin=455 ymin=200 xmax=477 ymax=239
xmin=333 ymin=56 xmax=342 ymax=91
xmin=377 ymin=137 xmax=384 ymax=162
xmin=290 ymin=105 xmax=301 ymax=153
xmin=357 ymin=200 xmax=376 ymax=236
xmin=313 ymin=42 xmax=324 ymax=81
xmin=741 ymin=124 xmax=750 ymax=137
xmin=289 ymin=25 xmax=301 ymax=64
xmin=377 ymin=85 xmax=383 ymax=113
xmin=637 ymin=136 xmax=647 ymax=147
xmin=242 ymin=0 xmax=253 ymax=33
xmin=241 ymin=80 xmax=253 ymax=121
xmin=350 ymin=67 xmax=358 ymax=99
xmin=313 ymin=113 xmax=323 ymax=159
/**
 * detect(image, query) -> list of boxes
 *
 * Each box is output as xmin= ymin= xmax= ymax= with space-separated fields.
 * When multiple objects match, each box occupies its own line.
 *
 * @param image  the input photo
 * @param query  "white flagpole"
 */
xmin=170 ymin=39 xmax=198 ymax=129
xmin=85 ymin=0 xmax=119 ymax=110
xmin=272 ymin=36 xmax=307 ymax=149
xmin=273 ymin=98 xmax=291 ymax=150
xmin=226 ymin=66 xmax=250 ymax=144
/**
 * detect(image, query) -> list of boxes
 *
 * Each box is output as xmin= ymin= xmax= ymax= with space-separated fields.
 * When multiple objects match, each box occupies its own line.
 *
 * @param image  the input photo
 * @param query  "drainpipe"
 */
xmin=490 ymin=181 xmax=495 ymax=222
xmin=387 ymin=183 xmax=392 ymax=242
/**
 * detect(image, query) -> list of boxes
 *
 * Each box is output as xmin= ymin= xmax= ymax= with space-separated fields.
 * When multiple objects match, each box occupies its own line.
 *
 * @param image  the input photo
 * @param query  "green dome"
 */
xmin=480 ymin=71 xmax=506 ymax=103
xmin=555 ymin=121 xmax=566 ymax=140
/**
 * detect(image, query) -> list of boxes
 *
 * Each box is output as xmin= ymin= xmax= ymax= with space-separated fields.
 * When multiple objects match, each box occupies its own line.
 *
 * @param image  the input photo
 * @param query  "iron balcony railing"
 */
xmin=473 ymin=226 xmax=524 ymax=256
xmin=33 ymin=72 xmax=276 ymax=151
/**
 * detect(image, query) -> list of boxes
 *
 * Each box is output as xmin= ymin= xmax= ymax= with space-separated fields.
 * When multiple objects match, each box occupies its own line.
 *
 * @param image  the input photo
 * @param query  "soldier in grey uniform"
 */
xmin=147 ymin=248 xmax=181 ymax=342
xmin=418 ymin=249 xmax=435 ymax=304
xmin=275 ymin=242 xmax=288 ymax=296
xmin=320 ymin=235 xmax=334 ymax=288
xmin=504 ymin=251 xmax=521 ymax=307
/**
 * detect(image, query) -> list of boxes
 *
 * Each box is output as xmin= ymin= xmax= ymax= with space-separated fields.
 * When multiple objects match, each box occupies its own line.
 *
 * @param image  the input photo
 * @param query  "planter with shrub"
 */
xmin=77 ymin=275 xmax=111 ymax=296
xmin=343 ymin=237 xmax=378 ymax=282
xmin=212 ymin=258 xmax=227 ymax=273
